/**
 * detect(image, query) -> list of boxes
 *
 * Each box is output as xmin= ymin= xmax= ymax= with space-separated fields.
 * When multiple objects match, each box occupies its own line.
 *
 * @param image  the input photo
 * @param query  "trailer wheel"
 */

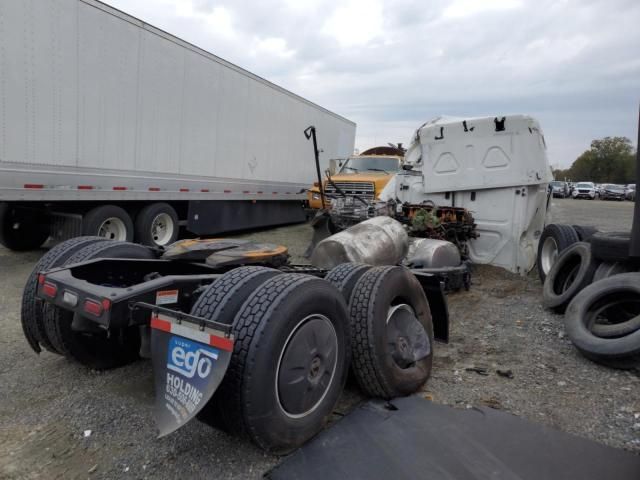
xmin=543 ymin=242 xmax=598 ymax=313
xmin=21 ymin=236 xmax=108 ymax=354
xmin=325 ymin=263 xmax=372 ymax=303
xmin=349 ymin=266 xmax=434 ymax=399
xmin=43 ymin=241 xmax=155 ymax=369
xmin=536 ymin=224 xmax=579 ymax=283
xmin=135 ymin=203 xmax=179 ymax=247
xmin=0 ymin=203 xmax=50 ymax=251
xmin=82 ymin=205 xmax=133 ymax=242
xmin=212 ymin=274 xmax=350 ymax=454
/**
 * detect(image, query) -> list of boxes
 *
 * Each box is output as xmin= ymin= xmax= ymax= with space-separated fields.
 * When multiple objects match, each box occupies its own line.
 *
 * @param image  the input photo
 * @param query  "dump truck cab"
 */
xmin=307 ymin=154 xmax=403 ymax=209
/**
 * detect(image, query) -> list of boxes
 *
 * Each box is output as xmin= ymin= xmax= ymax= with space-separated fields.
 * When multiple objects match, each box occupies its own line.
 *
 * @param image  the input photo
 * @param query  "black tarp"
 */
xmin=268 ymin=396 xmax=640 ymax=480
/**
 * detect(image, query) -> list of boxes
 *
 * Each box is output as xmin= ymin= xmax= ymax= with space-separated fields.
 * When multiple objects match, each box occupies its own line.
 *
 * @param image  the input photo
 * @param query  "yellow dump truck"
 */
xmin=307 ymin=151 xmax=403 ymax=209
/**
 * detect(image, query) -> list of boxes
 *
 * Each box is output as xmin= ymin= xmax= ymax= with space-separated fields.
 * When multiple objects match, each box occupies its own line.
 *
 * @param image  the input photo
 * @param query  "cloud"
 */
xmin=106 ymin=0 xmax=640 ymax=167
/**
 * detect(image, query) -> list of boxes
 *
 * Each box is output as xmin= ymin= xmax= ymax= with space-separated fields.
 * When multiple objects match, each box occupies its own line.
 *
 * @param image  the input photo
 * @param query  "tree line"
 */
xmin=553 ymin=136 xmax=636 ymax=184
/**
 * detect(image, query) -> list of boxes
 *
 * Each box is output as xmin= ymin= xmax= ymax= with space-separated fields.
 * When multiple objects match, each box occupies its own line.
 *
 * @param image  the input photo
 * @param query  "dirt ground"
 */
xmin=0 ymin=198 xmax=638 ymax=479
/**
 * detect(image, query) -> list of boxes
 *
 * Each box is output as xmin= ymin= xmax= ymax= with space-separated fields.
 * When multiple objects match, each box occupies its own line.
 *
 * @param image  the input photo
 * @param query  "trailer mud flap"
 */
xmin=150 ymin=313 xmax=234 ymax=437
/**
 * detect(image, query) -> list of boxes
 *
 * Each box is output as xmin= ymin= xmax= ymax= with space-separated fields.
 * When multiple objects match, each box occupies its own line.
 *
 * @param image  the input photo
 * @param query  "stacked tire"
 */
xmin=540 ymin=228 xmax=640 ymax=369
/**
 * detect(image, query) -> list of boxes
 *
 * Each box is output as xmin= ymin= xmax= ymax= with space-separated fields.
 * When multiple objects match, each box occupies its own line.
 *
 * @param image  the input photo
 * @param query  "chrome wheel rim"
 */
xmin=97 ymin=217 xmax=127 ymax=240
xmin=541 ymin=237 xmax=559 ymax=275
xmin=150 ymin=213 xmax=174 ymax=246
xmin=276 ymin=314 xmax=338 ymax=418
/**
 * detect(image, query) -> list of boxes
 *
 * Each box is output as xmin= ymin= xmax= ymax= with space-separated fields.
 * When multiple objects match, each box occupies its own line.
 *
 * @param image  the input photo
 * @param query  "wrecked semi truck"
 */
xmin=385 ymin=115 xmax=553 ymax=274
xmin=0 ymin=0 xmax=355 ymax=250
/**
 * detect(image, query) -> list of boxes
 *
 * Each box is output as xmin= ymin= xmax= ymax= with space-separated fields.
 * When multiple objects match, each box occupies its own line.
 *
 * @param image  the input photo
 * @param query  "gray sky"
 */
xmin=107 ymin=0 xmax=639 ymax=168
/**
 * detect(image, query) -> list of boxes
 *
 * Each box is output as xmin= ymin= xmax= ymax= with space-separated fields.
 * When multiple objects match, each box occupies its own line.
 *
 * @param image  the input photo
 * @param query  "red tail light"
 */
xmin=101 ymin=298 xmax=111 ymax=312
xmin=42 ymin=282 xmax=58 ymax=298
xmin=83 ymin=299 xmax=103 ymax=317
xmin=38 ymin=274 xmax=46 ymax=285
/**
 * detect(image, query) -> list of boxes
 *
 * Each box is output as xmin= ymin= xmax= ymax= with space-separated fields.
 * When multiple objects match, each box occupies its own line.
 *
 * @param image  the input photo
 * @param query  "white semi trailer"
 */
xmin=0 ymin=0 xmax=355 ymax=250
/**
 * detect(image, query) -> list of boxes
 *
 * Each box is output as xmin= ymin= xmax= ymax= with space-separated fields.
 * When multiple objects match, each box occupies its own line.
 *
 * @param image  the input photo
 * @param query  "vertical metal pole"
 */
xmin=629 ymin=105 xmax=640 ymax=259
xmin=304 ymin=126 xmax=326 ymax=209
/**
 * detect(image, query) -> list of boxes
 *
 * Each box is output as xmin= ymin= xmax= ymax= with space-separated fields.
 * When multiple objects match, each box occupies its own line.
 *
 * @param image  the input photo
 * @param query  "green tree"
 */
xmin=563 ymin=137 xmax=636 ymax=184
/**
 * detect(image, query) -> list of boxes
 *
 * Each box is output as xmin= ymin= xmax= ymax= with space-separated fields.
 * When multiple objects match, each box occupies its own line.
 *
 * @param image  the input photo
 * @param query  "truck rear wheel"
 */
xmin=0 ymin=203 xmax=50 ymax=251
xmin=325 ymin=263 xmax=372 ymax=303
xmin=135 ymin=202 xmax=179 ymax=247
xmin=211 ymin=274 xmax=350 ymax=454
xmin=21 ymin=236 xmax=107 ymax=353
xmin=349 ymin=266 xmax=434 ymax=399
xmin=82 ymin=205 xmax=133 ymax=242
xmin=43 ymin=241 xmax=155 ymax=369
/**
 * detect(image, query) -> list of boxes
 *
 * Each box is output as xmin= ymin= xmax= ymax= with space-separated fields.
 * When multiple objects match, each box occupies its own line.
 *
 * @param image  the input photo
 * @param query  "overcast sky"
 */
xmin=107 ymin=0 xmax=639 ymax=168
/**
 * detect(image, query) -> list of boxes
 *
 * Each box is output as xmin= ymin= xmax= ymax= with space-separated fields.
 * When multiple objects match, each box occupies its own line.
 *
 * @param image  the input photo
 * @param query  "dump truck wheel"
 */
xmin=590 ymin=232 xmax=631 ymax=263
xmin=543 ymin=242 xmax=598 ymax=313
xmin=564 ymin=273 xmax=640 ymax=369
xmin=0 ymin=203 xmax=50 ymax=251
xmin=135 ymin=202 xmax=179 ymax=247
xmin=21 ymin=236 xmax=108 ymax=354
xmin=212 ymin=274 xmax=350 ymax=454
xmin=190 ymin=266 xmax=282 ymax=428
xmin=325 ymin=263 xmax=372 ymax=303
xmin=536 ymin=224 xmax=579 ymax=283
xmin=349 ymin=266 xmax=434 ymax=399
xmin=43 ymin=241 xmax=155 ymax=369
xmin=572 ymin=225 xmax=598 ymax=242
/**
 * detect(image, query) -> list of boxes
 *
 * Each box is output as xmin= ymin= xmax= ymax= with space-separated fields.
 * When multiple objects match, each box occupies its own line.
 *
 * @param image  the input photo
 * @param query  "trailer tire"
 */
xmin=543 ymin=242 xmax=598 ymax=313
xmin=0 ymin=203 xmax=50 ymax=251
xmin=44 ymin=241 xmax=155 ymax=369
xmin=593 ymin=261 xmax=635 ymax=283
xmin=590 ymin=232 xmax=631 ymax=263
xmin=537 ymin=224 xmax=580 ymax=283
xmin=135 ymin=203 xmax=179 ymax=247
xmin=325 ymin=263 xmax=372 ymax=303
xmin=349 ymin=266 xmax=434 ymax=399
xmin=82 ymin=205 xmax=134 ymax=242
xmin=572 ymin=225 xmax=598 ymax=242
xmin=212 ymin=274 xmax=350 ymax=454
xmin=21 ymin=236 xmax=108 ymax=354
xmin=564 ymin=273 xmax=640 ymax=369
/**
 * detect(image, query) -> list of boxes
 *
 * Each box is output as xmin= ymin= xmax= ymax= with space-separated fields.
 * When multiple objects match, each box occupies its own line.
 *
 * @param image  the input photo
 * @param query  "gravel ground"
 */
xmin=0 ymin=199 xmax=638 ymax=479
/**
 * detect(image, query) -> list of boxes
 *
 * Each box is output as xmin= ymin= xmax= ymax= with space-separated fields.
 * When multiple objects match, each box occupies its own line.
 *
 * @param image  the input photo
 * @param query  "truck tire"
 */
xmin=134 ymin=202 xmax=179 ymax=247
xmin=593 ymin=261 xmax=635 ymax=283
xmin=349 ymin=266 xmax=434 ymax=399
xmin=537 ymin=224 xmax=579 ymax=283
xmin=572 ymin=225 xmax=598 ymax=242
xmin=0 ymin=203 xmax=50 ymax=251
xmin=211 ymin=274 xmax=350 ymax=454
xmin=564 ymin=273 xmax=640 ymax=369
xmin=543 ymin=242 xmax=598 ymax=313
xmin=590 ymin=232 xmax=631 ymax=263
xmin=191 ymin=266 xmax=283 ymax=427
xmin=324 ymin=263 xmax=372 ymax=303
xmin=21 ymin=236 xmax=108 ymax=354
xmin=82 ymin=205 xmax=134 ymax=242
xmin=43 ymin=241 xmax=155 ymax=369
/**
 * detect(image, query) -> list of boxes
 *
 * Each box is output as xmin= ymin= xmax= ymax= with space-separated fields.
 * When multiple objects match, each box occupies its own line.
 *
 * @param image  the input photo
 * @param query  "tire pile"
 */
xmin=537 ymin=225 xmax=640 ymax=369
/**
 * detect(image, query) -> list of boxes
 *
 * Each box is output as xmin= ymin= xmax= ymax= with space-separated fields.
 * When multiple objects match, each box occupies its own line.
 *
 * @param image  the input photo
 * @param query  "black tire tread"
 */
xmin=537 ymin=224 xmax=579 ymax=283
xmin=20 ymin=236 xmax=107 ymax=353
xmin=325 ymin=263 xmax=371 ymax=302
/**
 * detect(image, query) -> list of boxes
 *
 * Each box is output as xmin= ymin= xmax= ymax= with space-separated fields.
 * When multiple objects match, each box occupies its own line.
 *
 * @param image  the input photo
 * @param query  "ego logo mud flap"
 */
xmin=150 ymin=314 xmax=234 ymax=436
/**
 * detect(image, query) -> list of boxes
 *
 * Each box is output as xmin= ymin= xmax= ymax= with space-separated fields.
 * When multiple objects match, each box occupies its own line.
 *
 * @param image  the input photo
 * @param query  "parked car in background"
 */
xmin=550 ymin=181 xmax=569 ymax=198
xmin=626 ymin=184 xmax=636 ymax=201
xmin=599 ymin=184 xmax=626 ymax=201
xmin=572 ymin=182 xmax=597 ymax=200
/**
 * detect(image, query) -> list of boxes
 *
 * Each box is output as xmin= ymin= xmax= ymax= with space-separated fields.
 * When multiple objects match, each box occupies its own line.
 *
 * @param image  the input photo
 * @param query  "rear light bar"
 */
xmin=83 ymin=299 xmax=103 ymax=317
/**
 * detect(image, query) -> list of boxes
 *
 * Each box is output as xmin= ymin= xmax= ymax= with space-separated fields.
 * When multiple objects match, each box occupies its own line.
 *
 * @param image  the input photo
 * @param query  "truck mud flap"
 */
xmin=149 ymin=310 xmax=234 ymax=437
xmin=304 ymin=211 xmax=336 ymax=258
